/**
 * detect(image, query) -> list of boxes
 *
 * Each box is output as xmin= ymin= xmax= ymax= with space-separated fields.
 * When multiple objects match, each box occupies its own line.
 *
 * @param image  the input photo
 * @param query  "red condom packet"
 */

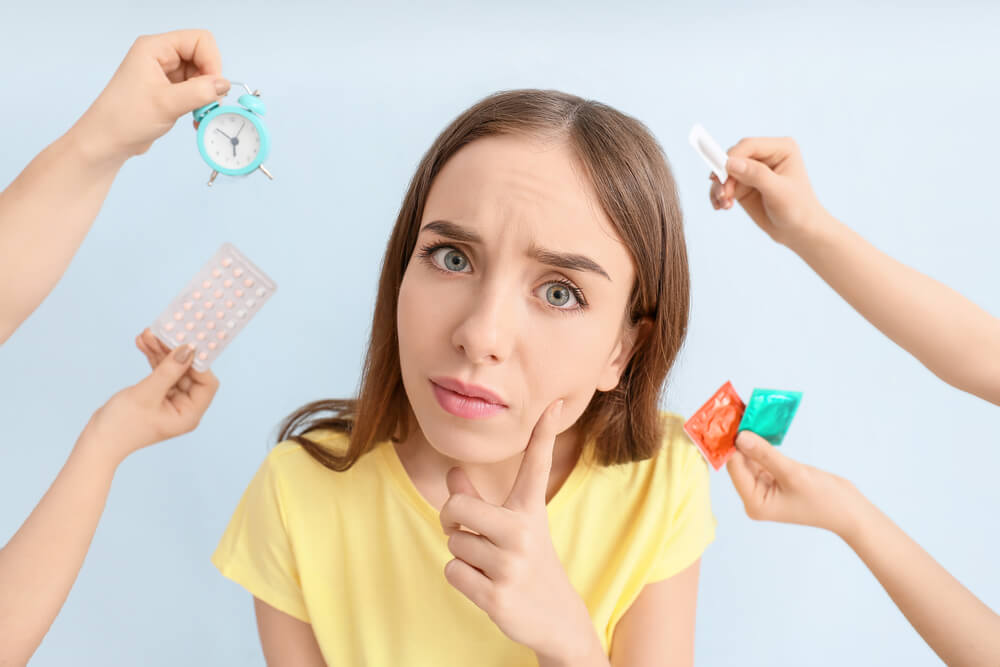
xmin=684 ymin=381 xmax=746 ymax=471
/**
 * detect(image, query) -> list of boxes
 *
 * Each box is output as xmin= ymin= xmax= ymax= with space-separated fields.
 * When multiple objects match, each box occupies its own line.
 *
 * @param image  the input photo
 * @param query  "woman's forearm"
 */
xmin=0 ymin=427 xmax=121 ymax=665
xmin=0 ymin=123 xmax=126 ymax=345
xmin=788 ymin=215 xmax=1000 ymax=405
xmin=838 ymin=487 xmax=1000 ymax=666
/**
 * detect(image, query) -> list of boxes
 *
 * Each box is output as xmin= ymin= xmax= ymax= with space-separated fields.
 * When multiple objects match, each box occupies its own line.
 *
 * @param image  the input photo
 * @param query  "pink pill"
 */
xmin=194 ymin=312 xmax=204 ymax=321
xmin=185 ymin=322 xmax=195 ymax=331
xmin=175 ymin=332 xmax=185 ymax=342
xmin=222 ymin=258 xmax=233 ymax=267
xmin=214 ymin=289 xmax=223 ymax=299
xmin=165 ymin=322 xmax=175 ymax=331
xmin=196 ymin=332 xmax=206 ymax=341
xmin=208 ymin=341 xmax=217 ymax=350
xmin=212 ymin=269 xmax=222 ymax=278
xmin=217 ymin=331 xmax=227 ymax=340
xmin=192 ymin=291 xmax=202 ymax=300
xmin=206 ymin=321 xmax=215 ymax=330
xmin=234 ymin=289 xmax=244 ymax=298
xmin=173 ymin=312 xmax=183 ymax=321
xmin=216 ymin=311 xmax=224 ymax=319
xmin=202 ymin=280 xmax=211 ymax=289
xmin=223 ymin=279 xmax=233 ymax=288
xmin=244 ymin=278 xmax=254 ymax=287
xmin=233 ymin=268 xmax=244 ymax=277
xmin=225 ymin=300 xmax=234 ymax=309
xmin=204 ymin=301 xmax=213 ymax=310
xmin=199 ymin=352 xmax=208 ymax=361
xmin=183 ymin=301 xmax=193 ymax=311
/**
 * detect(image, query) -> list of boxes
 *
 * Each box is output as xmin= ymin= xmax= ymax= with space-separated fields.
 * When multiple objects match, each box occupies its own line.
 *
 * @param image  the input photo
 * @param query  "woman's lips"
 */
xmin=431 ymin=380 xmax=508 ymax=419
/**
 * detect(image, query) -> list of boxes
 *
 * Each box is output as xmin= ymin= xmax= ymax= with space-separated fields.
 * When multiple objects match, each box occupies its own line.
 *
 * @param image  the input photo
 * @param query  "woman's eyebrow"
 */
xmin=528 ymin=247 xmax=611 ymax=281
xmin=420 ymin=220 xmax=611 ymax=281
xmin=421 ymin=220 xmax=482 ymax=244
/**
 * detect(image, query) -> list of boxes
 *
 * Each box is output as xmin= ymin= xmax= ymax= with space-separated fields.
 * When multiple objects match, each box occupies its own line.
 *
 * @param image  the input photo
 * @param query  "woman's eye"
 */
xmin=432 ymin=247 xmax=470 ymax=272
xmin=539 ymin=282 xmax=579 ymax=309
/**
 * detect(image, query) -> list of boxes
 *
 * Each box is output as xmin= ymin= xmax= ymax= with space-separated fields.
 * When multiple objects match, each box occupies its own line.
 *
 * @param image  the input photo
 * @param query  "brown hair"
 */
xmin=277 ymin=89 xmax=689 ymax=469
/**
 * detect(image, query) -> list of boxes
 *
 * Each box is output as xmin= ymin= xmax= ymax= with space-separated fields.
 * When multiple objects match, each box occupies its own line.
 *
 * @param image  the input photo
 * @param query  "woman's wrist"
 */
xmin=535 ymin=623 xmax=608 ymax=667
xmin=74 ymin=418 xmax=131 ymax=474
xmin=781 ymin=208 xmax=840 ymax=257
xmin=63 ymin=114 xmax=131 ymax=172
xmin=827 ymin=479 xmax=874 ymax=544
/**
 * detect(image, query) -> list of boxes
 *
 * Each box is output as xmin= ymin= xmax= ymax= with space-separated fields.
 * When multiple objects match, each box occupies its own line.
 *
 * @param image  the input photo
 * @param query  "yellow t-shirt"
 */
xmin=212 ymin=412 xmax=715 ymax=665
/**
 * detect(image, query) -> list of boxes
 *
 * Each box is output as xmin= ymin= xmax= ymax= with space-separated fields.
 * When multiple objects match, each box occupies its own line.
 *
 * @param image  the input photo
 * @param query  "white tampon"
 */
xmin=688 ymin=124 xmax=728 ymax=183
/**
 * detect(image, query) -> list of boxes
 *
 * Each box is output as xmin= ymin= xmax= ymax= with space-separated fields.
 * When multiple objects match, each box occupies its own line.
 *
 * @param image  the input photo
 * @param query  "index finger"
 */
xmin=505 ymin=399 xmax=564 ymax=510
xmin=146 ymin=29 xmax=223 ymax=77
xmin=727 ymin=137 xmax=798 ymax=168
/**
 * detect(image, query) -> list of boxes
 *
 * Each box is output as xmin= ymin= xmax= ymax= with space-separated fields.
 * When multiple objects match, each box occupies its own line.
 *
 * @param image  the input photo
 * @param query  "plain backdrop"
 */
xmin=1 ymin=1 xmax=997 ymax=664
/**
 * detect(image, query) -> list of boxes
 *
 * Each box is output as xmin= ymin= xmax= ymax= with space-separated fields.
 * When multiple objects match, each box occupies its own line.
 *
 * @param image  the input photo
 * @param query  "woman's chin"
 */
xmin=418 ymin=420 xmax=522 ymax=465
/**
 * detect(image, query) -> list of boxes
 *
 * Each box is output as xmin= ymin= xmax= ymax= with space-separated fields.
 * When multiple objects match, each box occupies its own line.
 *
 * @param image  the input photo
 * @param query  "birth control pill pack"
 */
xmin=151 ymin=242 xmax=276 ymax=371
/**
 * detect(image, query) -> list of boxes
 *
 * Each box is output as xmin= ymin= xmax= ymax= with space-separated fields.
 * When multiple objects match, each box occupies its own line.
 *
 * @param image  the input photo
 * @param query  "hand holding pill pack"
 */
xmin=684 ymin=382 xmax=802 ymax=470
xmin=151 ymin=242 xmax=276 ymax=371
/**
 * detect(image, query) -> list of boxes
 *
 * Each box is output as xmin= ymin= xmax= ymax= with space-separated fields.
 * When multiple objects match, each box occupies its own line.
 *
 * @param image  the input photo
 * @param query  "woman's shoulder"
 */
xmin=260 ymin=429 xmax=358 ymax=482
xmin=594 ymin=411 xmax=708 ymax=491
xmin=656 ymin=410 xmax=708 ymax=474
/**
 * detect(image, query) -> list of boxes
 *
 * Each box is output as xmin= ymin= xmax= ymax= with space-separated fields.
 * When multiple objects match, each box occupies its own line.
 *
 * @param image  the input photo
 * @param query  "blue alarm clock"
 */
xmin=192 ymin=82 xmax=273 ymax=187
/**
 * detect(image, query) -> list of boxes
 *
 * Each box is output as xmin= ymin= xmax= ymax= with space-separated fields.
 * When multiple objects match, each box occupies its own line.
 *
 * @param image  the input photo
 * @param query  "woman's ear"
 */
xmin=596 ymin=316 xmax=653 ymax=392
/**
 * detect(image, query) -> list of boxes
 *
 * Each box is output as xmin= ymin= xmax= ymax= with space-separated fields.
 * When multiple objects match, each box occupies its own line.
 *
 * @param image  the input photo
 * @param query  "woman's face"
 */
xmin=397 ymin=134 xmax=642 ymax=463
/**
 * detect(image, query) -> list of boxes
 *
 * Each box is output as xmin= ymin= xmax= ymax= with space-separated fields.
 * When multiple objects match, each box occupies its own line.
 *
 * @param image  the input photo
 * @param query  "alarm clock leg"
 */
xmin=258 ymin=165 xmax=273 ymax=180
xmin=207 ymin=170 xmax=219 ymax=187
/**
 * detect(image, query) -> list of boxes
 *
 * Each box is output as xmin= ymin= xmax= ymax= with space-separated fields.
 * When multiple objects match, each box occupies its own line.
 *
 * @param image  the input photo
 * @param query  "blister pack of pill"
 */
xmin=151 ymin=242 xmax=276 ymax=371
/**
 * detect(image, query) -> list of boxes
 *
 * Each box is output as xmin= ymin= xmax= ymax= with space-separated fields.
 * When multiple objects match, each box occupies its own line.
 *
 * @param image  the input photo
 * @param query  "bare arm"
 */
xmin=0 ymin=30 xmax=229 ymax=344
xmin=254 ymin=598 xmax=327 ymax=666
xmin=609 ymin=559 xmax=701 ymax=667
xmin=0 ymin=333 xmax=218 ymax=665
xmin=729 ymin=432 xmax=1000 ymax=667
xmin=791 ymin=215 xmax=1000 ymax=405
xmin=0 ymin=429 xmax=118 ymax=666
xmin=711 ymin=137 xmax=1000 ymax=405
xmin=0 ymin=130 xmax=125 ymax=344
xmin=839 ymin=487 xmax=1000 ymax=666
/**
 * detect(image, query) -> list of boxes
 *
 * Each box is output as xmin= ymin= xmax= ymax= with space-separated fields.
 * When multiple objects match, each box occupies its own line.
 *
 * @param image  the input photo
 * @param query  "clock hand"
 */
xmin=236 ymin=121 xmax=245 ymax=138
xmin=215 ymin=128 xmax=233 ymax=139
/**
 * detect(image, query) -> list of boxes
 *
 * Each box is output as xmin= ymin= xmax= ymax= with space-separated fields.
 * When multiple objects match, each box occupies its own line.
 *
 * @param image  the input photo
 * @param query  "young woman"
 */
xmin=209 ymin=90 xmax=716 ymax=666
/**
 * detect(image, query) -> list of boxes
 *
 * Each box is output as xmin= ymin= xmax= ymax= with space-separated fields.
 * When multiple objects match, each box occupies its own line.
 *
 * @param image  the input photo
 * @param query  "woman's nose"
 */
xmin=450 ymin=283 xmax=517 ymax=365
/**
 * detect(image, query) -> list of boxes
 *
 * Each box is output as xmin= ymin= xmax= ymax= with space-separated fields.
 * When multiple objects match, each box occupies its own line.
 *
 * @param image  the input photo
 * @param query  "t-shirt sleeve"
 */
xmin=211 ymin=445 xmax=310 ymax=623
xmin=646 ymin=430 xmax=717 ymax=583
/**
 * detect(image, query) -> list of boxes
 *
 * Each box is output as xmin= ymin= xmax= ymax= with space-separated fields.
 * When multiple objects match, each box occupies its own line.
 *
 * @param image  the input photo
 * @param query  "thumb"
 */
xmin=163 ymin=75 xmax=230 ymax=118
xmin=446 ymin=466 xmax=484 ymax=501
xmin=140 ymin=344 xmax=195 ymax=397
xmin=726 ymin=156 xmax=782 ymax=197
xmin=734 ymin=431 xmax=792 ymax=483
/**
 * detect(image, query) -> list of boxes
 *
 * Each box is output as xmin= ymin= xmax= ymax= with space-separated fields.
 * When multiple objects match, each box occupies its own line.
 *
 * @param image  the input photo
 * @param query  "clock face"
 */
xmin=202 ymin=112 xmax=262 ymax=171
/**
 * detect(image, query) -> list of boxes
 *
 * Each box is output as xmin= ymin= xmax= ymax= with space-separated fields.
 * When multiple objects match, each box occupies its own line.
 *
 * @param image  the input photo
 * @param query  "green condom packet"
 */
xmin=737 ymin=389 xmax=803 ymax=446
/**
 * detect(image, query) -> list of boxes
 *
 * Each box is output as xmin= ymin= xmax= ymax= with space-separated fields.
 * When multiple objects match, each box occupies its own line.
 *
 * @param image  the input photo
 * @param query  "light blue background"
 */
xmin=2 ymin=2 xmax=997 ymax=664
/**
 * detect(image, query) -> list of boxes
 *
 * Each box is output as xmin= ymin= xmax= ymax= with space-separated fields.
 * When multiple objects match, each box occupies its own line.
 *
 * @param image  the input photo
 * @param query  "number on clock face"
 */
xmin=203 ymin=113 xmax=262 ymax=170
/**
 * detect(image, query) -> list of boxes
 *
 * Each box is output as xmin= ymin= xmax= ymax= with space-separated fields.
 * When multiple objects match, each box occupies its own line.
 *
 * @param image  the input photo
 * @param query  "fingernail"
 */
xmin=727 ymin=157 xmax=746 ymax=173
xmin=214 ymin=78 xmax=230 ymax=95
xmin=553 ymin=400 xmax=564 ymax=418
xmin=174 ymin=344 xmax=194 ymax=363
